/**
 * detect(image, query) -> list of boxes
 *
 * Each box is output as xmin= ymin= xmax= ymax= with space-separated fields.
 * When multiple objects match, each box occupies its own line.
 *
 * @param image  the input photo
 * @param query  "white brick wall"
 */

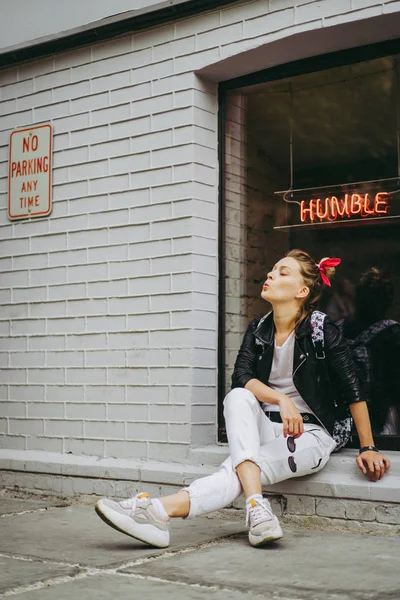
xmin=0 ymin=0 xmax=398 ymax=462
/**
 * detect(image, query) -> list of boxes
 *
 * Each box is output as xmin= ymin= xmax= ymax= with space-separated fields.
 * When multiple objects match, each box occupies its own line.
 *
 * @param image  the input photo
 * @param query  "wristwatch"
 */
xmin=359 ymin=445 xmax=379 ymax=455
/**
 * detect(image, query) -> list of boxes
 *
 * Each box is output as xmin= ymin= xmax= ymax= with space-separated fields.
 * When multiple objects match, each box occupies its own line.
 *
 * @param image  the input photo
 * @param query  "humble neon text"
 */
xmin=300 ymin=192 xmax=390 ymax=223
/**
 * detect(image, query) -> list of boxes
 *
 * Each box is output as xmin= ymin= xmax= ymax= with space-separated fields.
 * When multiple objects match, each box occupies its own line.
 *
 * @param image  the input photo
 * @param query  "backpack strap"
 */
xmin=353 ymin=319 xmax=397 ymax=346
xmin=310 ymin=310 xmax=326 ymax=359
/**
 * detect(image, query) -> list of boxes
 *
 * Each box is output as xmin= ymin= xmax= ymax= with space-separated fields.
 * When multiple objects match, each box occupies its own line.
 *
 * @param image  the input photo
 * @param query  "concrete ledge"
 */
xmin=1 ymin=448 xmax=399 ymax=525
xmin=189 ymin=446 xmax=400 ymax=504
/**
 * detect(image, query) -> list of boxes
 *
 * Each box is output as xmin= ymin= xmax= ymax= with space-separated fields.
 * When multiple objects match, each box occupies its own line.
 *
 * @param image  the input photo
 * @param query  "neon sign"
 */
xmin=300 ymin=192 xmax=389 ymax=223
xmin=273 ymin=178 xmax=400 ymax=230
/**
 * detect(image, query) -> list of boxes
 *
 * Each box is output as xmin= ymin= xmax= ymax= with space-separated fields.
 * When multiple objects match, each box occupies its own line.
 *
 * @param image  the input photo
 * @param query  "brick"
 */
xmin=316 ymin=498 xmax=347 ymax=519
xmin=296 ymin=0 xmax=351 ymax=22
xmin=13 ymin=253 xmax=48 ymax=270
xmin=9 ymin=353 xmax=45 ymax=368
xmin=68 ymin=229 xmax=108 ymax=250
xmin=9 ymin=385 xmax=45 ymax=401
xmin=86 ymin=316 xmax=126 ymax=332
xmin=28 ymin=336 xmax=65 ymax=351
xmin=65 ymin=368 xmax=107 ymax=384
xmin=105 ymin=440 xmax=147 ymax=459
xmin=68 ymin=263 xmax=108 ymax=283
xmin=191 ymin=423 xmax=215 ymax=445
xmin=169 ymin=423 xmax=191 ymax=443
xmin=48 ymin=283 xmax=86 ymax=300
xmin=11 ymin=320 xmax=45 ymax=336
xmin=126 ymin=422 xmax=168 ymax=442
xmin=27 ymin=368 xmax=64 ymax=384
xmin=221 ymin=0 xmax=269 ymax=26
xmin=150 ymin=328 xmax=192 ymax=348
xmin=1 ymin=337 xmax=27 ymax=351
xmin=130 ymin=203 xmax=172 ymax=223
xmin=286 ymin=495 xmax=316 ymax=516
xmin=12 ymin=287 xmax=47 ymax=303
xmin=0 ymin=270 xmax=29 ymax=287
xmin=88 ymin=279 xmax=128 ymax=298
xmin=85 ymin=350 xmax=125 ymax=367
xmin=345 ymin=501 xmax=376 ymax=522
xmin=84 ymin=421 xmax=125 ymax=439
xmin=107 ymin=404 xmax=148 ymax=421
xmin=110 ymin=153 xmax=150 ymax=176
xmin=191 ymin=405 xmax=215 ymax=423
xmin=85 ymin=385 xmax=125 ymax=404
xmin=46 ymin=351 xmax=84 ymax=367
xmin=28 ymin=402 xmax=64 ymax=419
xmin=29 ymin=235 xmax=67 ymax=256
xmin=148 ymin=442 xmax=188 ymax=462
xmin=126 ymin=385 xmax=168 ymax=404
xmin=107 ymin=368 xmax=148 ymax=385
xmin=29 ymin=301 xmax=66 ymax=318
xmin=27 ymin=437 xmax=64 ymax=453
xmin=150 ymin=292 xmax=192 ymax=312
xmin=110 ymin=82 xmax=152 ymax=106
xmin=53 ymin=113 xmax=90 ymax=134
xmin=0 ymin=238 xmax=29 ymax=257
xmin=53 ymin=80 xmax=90 ymax=102
xmin=109 ymin=259 xmax=150 ymax=280
xmin=127 ymin=349 xmax=169 ymax=367
xmin=71 ymin=92 xmax=109 ymax=114
xmin=89 ymin=174 xmax=129 ymax=195
xmin=71 ymin=125 xmax=108 ymax=147
xmin=92 ymin=104 xmax=130 ymax=127
xmin=66 ymin=403 xmax=106 ymax=420
xmin=47 ymin=317 xmax=85 ymax=334
xmin=64 ymin=437 xmax=105 ymax=457
xmin=127 ymin=312 xmax=170 ymax=331
xmin=67 ymin=299 xmax=108 ymax=317
xmin=1 ymin=402 xmax=26 ymax=417
xmin=376 ymin=505 xmax=400 ymax=525
xmin=9 ymin=418 xmax=44 ymax=435
xmin=45 ymin=419 xmax=84 ymax=437
xmin=110 ymin=116 xmax=150 ymax=140
xmin=108 ymin=296 xmax=149 ymax=314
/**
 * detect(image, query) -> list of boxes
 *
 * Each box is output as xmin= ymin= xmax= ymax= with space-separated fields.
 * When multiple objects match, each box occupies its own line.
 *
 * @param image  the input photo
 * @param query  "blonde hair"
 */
xmin=286 ymin=249 xmax=337 ymax=327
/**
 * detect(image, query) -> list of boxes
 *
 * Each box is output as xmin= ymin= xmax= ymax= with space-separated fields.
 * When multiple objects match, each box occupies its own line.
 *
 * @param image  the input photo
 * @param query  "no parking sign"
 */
xmin=8 ymin=123 xmax=53 ymax=220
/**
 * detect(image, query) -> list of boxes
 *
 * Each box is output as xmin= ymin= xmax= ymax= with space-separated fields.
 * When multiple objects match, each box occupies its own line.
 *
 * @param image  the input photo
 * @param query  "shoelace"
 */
xmin=120 ymin=493 xmax=149 ymax=510
xmin=246 ymin=499 xmax=273 ymax=527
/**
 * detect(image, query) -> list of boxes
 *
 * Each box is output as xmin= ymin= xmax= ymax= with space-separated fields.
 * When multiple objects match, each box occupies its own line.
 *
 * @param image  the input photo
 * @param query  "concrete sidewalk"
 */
xmin=1 ymin=492 xmax=399 ymax=600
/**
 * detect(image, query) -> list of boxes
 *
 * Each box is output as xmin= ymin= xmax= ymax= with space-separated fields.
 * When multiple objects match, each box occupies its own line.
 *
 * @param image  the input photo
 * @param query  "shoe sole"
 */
xmin=95 ymin=501 xmax=170 ymax=548
xmin=249 ymin=524 xmax=283 ymax=547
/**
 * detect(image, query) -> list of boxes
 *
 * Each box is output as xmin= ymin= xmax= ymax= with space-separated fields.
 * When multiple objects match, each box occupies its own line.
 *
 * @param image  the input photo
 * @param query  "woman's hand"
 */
xmin=278 ymin=395 xmax=304 ymax=438
xmin=356 ymin=451 xmax=390 ymax=482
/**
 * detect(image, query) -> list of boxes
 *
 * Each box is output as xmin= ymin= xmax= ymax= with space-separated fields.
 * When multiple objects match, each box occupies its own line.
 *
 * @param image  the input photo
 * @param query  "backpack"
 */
xmin=310 ymin=311 xmax=353 ymax=450
xmin=337 ymin=318 xmax=397 ymax=402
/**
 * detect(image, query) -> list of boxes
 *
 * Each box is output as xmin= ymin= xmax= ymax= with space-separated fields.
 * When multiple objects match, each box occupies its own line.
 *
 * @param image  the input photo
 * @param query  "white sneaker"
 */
xmin=246 ymin=496 xmax=283 ymax=547
xmin=95 ymin=493 xmax=170 ymax=548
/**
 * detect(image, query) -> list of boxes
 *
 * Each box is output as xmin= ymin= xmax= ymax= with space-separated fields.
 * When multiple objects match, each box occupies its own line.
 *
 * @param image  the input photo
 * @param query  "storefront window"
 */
xmin=219 ymin=54 xmax=400 ymax=450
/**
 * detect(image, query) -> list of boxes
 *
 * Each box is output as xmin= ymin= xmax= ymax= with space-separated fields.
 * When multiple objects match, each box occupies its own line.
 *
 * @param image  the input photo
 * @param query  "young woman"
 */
xmin=95 ymin=250 xmax=390 ymax=549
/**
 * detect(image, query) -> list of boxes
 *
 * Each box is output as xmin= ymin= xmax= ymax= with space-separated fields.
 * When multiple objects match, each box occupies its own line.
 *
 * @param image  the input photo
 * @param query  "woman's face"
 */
xmin=261 ymin=257 xmax=308 ymax=304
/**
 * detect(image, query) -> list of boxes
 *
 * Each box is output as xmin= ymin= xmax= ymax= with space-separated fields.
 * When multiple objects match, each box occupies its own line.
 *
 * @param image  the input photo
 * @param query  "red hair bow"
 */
xmin=317 ymin=258 xmax=341 ymax=287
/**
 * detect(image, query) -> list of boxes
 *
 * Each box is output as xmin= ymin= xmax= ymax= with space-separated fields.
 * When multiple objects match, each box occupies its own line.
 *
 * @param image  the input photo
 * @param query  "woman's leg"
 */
xmin=179 ymin=388 xmax=276 ymax=519
xmin=224 ymin=388 xmax=276 ymax=498
xmin=258 ymin=424 xmax=337 ymax=485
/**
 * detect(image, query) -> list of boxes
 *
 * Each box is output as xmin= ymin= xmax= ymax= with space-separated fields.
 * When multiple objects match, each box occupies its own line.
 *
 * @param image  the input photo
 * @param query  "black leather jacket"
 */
xmin=231 ymin=312 xmax=363 ymax=435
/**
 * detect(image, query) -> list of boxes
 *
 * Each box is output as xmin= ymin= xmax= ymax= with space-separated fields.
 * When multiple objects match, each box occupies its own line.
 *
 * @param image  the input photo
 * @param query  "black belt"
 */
xmin=265 ymin=411 xmax=321 ymax=426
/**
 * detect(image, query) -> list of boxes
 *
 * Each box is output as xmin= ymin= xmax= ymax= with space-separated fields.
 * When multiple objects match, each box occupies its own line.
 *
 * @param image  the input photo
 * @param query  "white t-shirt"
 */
xmin=263 ymin=331 xmax=315 ymax=415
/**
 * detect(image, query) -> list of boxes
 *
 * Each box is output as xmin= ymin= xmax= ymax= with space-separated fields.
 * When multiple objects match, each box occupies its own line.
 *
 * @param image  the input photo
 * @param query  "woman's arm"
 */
xmin=325 ymin=318 xmax=390 ymax=480
xmin=245 ymin=379 xmax=304 ymax=438
xmin=350 ymin=401 xmax=390 ymax=481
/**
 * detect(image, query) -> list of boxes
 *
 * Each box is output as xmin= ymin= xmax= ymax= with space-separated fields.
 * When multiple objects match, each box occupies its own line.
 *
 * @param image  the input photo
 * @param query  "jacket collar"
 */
xmin=254 ymin=311 xmax=312 ymax=346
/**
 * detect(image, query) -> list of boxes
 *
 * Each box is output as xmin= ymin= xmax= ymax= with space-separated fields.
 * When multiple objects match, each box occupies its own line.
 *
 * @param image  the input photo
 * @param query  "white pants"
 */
xmin=184 ymin=388 xmax=337 ymax=518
